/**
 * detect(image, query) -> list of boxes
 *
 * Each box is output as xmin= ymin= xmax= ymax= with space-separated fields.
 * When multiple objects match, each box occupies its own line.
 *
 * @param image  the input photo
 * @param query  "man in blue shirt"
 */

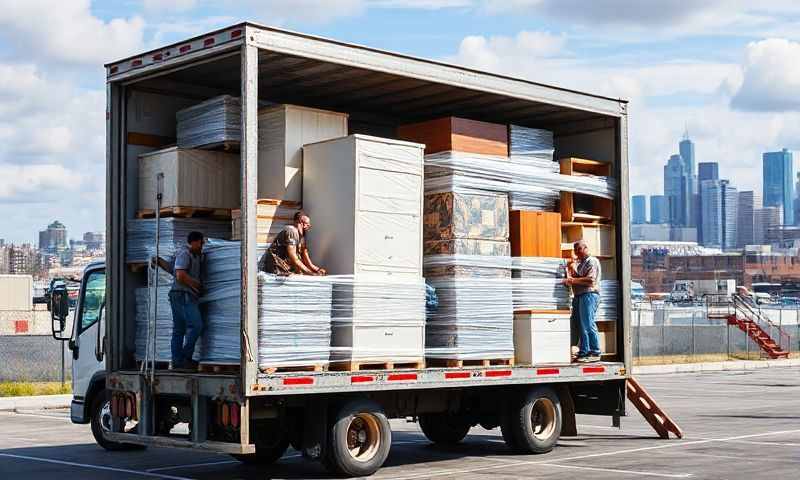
xmin=155 ymin=231 xmax=205 ymax=370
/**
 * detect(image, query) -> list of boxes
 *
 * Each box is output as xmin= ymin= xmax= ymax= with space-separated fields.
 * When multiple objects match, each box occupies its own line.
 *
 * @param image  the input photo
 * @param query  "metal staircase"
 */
xmin=711 ymin=295 xmax=792 ymax=359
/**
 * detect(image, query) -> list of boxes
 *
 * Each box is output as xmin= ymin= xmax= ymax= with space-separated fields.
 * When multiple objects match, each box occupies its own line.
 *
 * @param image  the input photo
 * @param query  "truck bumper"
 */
xmin=71 ymin=398 xmax=89 ymax=424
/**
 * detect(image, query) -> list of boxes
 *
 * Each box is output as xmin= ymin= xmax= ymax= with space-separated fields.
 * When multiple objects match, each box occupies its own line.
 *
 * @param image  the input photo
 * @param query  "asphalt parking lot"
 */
xmin=1 ymin=368 xmax=798 ymax=479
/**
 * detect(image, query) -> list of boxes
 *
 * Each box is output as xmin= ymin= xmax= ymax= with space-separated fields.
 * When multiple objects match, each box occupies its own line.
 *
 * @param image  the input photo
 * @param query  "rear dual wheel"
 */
xmin=501 ymin=386 xmax=562 ymax=454
xmin=324 ymin=399 xmax=391 ymax=477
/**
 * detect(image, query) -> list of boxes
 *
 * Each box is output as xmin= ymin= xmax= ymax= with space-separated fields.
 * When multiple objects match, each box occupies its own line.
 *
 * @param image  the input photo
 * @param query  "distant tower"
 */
xmin=763 ymin=149 xmax=794 ymax=225
xmin=679 ymin=127 xmax=697 ymax=226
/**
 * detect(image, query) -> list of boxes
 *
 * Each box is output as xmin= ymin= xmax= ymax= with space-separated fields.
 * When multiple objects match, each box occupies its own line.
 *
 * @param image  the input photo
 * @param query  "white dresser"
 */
xmin=513 ymin=310 xmax=572 ymax=365
xmin=302 ymin=134 xmax=425 ymax=278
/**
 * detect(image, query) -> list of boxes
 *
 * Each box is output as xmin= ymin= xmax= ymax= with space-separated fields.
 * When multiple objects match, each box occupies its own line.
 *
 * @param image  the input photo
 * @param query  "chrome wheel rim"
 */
xmin=346 ymin=413 xmax=381 ymax=462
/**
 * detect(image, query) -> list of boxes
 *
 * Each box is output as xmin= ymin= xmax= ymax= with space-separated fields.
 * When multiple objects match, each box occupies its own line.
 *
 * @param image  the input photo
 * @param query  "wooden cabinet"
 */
xmin=397 ymin=117 xmax=508 ymax=156
xmin=302 ymin=135 xmax=425 ymax=278
xmin=509 ymin=210 xmax=561 ymax=257
xmin=598 ymin=321 xmax=617 ymax=357
xmin=560 ymin=192 xmax=613 ymax=223
xmin=513 ymin=310 xmax=572 ymax=365
xmin=258 ymin=104 xmax=348 ymax=202
xmin=562 ymin=223 xmax=615 ymax=258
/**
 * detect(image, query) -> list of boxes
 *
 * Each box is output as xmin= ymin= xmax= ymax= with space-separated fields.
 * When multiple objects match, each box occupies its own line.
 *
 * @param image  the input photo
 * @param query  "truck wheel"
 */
xmin=90 ymin=389 xmax=145 ymax=451
xmin=501 ymin=386 xmax=561 ymax=454
xmin=324 ymin=399 xmax=391 ymax=477
xmin=418 ymin=413 xmax=471 ymax=445
xmin=231 ymin=432 xmax=289 ymax=465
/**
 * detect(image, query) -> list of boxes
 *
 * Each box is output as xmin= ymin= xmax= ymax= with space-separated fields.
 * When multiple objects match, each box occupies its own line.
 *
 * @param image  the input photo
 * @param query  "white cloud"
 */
xmin=242 ymin=0 xmax=366 ymax=24
xmin=731 ymin=38 xmax=800 ymax=112
xmin=0 ymin=0 xmax=145 ymax=65
xmin=142 ymin=0 xmax=198 ymax=12
xmin=0 ymin=164 xmax=84 ymax=201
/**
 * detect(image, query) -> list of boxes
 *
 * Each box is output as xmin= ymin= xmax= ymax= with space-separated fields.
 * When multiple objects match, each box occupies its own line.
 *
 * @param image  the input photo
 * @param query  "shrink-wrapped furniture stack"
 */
xmin=303 ymin=135 xmax=427 ymax=368
xmin=126 ymin=218 xmax=232 ymax=264
xmin=400 ymin=117 xmax=514 ymax=363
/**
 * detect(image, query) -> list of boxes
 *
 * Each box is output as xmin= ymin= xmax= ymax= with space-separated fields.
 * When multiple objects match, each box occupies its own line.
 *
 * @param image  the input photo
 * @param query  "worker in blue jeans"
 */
xmin=155 ymin=231 xmax=206 ymax=371
xmin=564 ymin=239 xmax=602 ymax=363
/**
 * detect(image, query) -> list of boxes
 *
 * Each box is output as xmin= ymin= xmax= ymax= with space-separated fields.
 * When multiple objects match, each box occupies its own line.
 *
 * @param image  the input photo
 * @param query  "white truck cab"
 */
xmin=52 ymin=260 xmax=141 ymax=450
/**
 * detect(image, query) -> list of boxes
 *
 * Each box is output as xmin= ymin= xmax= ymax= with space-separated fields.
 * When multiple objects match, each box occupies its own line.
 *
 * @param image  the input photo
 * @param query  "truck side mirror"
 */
xmin=50 ymin=289 xmax=70 ymax=341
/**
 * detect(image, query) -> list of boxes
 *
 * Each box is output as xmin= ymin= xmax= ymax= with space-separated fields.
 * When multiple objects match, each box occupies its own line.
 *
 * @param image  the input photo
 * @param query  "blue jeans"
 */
xmin=168 ymin=291 xmax=204 ymax=366
xmin=572 ymin=292 xmax=601 ymax=357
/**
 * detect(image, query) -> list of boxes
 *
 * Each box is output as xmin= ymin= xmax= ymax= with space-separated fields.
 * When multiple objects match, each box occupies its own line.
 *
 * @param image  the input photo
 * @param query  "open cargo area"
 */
xmin=99 ymin=23 xmax=632 ymax=476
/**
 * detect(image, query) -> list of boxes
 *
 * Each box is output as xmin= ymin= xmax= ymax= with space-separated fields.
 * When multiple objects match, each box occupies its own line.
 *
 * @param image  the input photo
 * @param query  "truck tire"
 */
xmin=324 ymin=399 xmax=391 ymax=477
xmin=501 ymin=386 xmax=561 ymax=454
xmin=418 ymin=413 xmax=471 ymax=445
xmin=90 ymin=389 xmax=145 ymax=451
xmin=231 ymin=434 xmax=290 ymax=465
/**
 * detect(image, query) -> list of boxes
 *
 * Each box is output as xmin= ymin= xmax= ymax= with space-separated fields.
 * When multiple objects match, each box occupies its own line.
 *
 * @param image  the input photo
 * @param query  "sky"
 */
xmin=1 ymin=0 xmax=800 ymax=243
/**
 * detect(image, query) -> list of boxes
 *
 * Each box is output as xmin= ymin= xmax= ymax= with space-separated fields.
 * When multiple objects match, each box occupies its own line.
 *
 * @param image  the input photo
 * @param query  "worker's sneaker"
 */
xmin=578 ymin=355 xmax=601 ymax=363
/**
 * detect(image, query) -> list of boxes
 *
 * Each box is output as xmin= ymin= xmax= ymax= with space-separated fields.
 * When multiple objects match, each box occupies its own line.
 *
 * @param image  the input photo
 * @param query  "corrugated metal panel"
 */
xmin=0 ymin=275 xmax=33 ymax=311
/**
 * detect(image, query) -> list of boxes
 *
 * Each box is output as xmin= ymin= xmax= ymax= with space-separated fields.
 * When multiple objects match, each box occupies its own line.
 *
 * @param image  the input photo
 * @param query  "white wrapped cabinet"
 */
xmin=303 ymin=135 xmax=425 ymax=278
xmin=513 ymin=310 xmax=571 ymax=365
xmin=138 ymin=147 xmax=240 ymax=211
xmin=258 ymin=104 xmax=348 ymax=202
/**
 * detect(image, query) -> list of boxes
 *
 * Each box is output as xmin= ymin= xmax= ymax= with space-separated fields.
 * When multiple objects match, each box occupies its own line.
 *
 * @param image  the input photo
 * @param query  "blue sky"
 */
xmin=1 ymin=0 xmax=800 ymax=242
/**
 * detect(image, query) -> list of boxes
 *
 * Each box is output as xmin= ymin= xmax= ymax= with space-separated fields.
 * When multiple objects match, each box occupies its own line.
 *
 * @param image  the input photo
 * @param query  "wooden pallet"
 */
xmin=259 ymin=364 xmax=326 ymax=374
xmin=136 ymin=206 xmax=232 ymax=219
xmin=198 ymin=363 xmax=240 ymax=374
xmin=329 ymin=359 xmax=425 ymax=372
xmin=426 ymin=357 xmax=513 ymax=368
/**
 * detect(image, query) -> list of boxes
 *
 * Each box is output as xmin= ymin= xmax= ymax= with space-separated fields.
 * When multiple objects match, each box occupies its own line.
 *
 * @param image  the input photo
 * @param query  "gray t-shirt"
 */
xmin=572 ymin=256 xmax=601 ymax=296
xmin=171 ymin=247 xmax=204 ymax=296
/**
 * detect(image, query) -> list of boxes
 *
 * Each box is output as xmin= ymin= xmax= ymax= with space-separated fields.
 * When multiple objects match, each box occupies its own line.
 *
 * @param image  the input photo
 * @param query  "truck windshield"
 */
xmin=78 ymin=270 xmax=106 ymax=334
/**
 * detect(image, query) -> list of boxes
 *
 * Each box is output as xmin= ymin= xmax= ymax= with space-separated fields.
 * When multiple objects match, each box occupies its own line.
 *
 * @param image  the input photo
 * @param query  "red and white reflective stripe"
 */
xmin=387 ymin=373 xmax=417 ymax=382
xmin=130 ymin=58 xmax=142 ymax=67
xmin=536 ymin=368 xmax=560 ymax=376
xmin=231 ymin=29 xmax=243 ymax=38
xmin=283 ymin=377 xmax=314 ymax=386
xmin=179 ymin=44 xmax=192 ymax=54
xmin=444 ymin=371 xmax=471 ymax=380
xmin=582 ymin=366 xmax=605 ymax=375
xmin=485 ymin=369 xmax=512 ymax=378
xmin=204 ymin=37 xmax=216 ymax=47
xmin=351 ymin=375 xmax=374 ymax=384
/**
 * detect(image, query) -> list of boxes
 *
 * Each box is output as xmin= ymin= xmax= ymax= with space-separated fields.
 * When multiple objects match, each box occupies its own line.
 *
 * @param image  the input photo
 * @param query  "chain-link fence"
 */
xmin=0 ymin=334 xmax=72 ymax=382
xmin=632 ymin=302 xmax=800 ymax=364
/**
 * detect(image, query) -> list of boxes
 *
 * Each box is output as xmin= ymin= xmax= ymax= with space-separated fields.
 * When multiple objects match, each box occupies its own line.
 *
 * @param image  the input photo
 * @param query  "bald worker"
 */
xmin=258 ymin=211 xmax=326 ymax=276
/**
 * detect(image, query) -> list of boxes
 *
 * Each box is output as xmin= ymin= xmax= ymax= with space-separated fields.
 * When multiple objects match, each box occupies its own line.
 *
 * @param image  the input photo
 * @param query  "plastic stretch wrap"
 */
xmin=510 ymin=257 xmax=570 ymax=310
xmin=258 ymin=273 xmax=334 ymax=367
xmin=176 ymin=95 xmax=241 ymax=148
xmin=424 ymin=151 xmax=617 ymax=200
xmin=126 ymin=218 xmax=231 ymax=263
xmin=597 ymin=280 xmax=619 ymax=321
xmin=425 ymin=277 xmax=514 ymax=360
xmin=424 ymin=254 xmax=511 ymax=278
xmin=331 ymin=277 xmax=426 ymax=362
xmin=198 ymin=240 xmax=241 ymax=363
xmin=509 ymin=125 xmax=557 ymax=170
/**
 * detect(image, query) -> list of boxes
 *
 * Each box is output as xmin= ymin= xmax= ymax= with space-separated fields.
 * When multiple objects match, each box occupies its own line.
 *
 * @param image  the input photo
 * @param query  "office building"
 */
xmin=632 ymin=195 xmax=647 ymax=224
xmin=754 ymin=206 xmax=782 ymax=245
xmin=700 ymin=180 xmax=723 ymax=248
xmin=679 ymin=132 xmax=697 ymax=225
xmin=650 ymin=195 xmax=668 ymax=224
xmin=721 ymin=180 xmax=738 ymax=250
xmin=763 ymin=148 xmax=794 ymax=225
xmin=83 ymin=232 xmax=105 ymax=251
xmin=664 ymin=154 xmax=690 ymax=226
xmin=698 ymin=162 xmax=719 ymax=183
xmin=737 ymin=191 xmax=760 ymax=248
xmin=38 ymin=220 xmax=68 ymax=254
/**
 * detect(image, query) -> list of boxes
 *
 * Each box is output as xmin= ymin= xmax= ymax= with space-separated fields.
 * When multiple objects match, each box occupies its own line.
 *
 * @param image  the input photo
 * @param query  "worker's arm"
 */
xmin=154 ymin=256 xmax=173 ymax=274
xmin=564 ymin=276 xmax=594 ymax=287
xmin=299 ymin=246 xmax=326 ymax=275
xmin=175 ymin=269 xmax=202 ymax=294
xmin=286 ymin=245 xmax=315 ymax=275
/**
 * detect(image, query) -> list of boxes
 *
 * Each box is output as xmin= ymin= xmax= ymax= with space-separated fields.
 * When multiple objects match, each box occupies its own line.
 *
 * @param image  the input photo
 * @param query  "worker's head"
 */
xmin=187 ymin=231 xmax=204 ymax=254
xmin=294 ymin=211 xmax=312 ymax=234
xmin=573 ymin=239 xmax=589 ymax=260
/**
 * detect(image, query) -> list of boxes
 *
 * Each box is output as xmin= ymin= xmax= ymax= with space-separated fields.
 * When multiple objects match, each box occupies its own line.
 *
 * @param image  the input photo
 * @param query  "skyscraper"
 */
xmin=795 ymin=173 xmax=800 ymax=226
xmin=737 ymin=191 xmax=760 ymax=247
xmin=763 ymin=149 xmax=794 ymax=225
xmin=664 ymin=154 xmax=690 ymax=226
xmin=650 ymin=195 xmax=668 ymax=224
xmin=754 ymin=206 xmax=781 ymax=245
xmin=38 ymin=220 xmax=68 ymax=254
xmin=721 ymin=180 xmax=738 ymax=250
xmin=698 ymin=162 xmax=719 ymax=183
xmin=632 ymin=195 xmax=647 ymax=224
xmin=679 ymin=131 xmax=697 ymax=225
xmin=700 ymin=180 xmax=723 ymax=248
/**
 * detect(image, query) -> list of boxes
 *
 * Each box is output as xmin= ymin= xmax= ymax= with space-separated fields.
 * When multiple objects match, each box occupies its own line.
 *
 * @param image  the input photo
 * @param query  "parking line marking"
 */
xmin=147 ymin=460 xmax=240 ymax=472
xmin=385 ymin=428 xmax=800 ymax=480
xmin=538 ymin=463 xmax=692 ymax=478
xmin=718 ymin=439 xmax=800 ymax=447
xmin=0 ymin=453 xmax=192 ymax=480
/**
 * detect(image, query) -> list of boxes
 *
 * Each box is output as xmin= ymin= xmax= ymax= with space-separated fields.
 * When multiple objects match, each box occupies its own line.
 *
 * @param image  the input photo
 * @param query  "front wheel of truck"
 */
xmin=90 ymin=389 xmax=145 ymax=451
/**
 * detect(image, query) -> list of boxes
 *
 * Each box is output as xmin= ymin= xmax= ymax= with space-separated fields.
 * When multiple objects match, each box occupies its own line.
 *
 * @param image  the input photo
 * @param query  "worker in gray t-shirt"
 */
xmin=154 ymin=231 xmax=205 ymax=370
xmin=563 ymin=239 xmax=602 ymax=363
